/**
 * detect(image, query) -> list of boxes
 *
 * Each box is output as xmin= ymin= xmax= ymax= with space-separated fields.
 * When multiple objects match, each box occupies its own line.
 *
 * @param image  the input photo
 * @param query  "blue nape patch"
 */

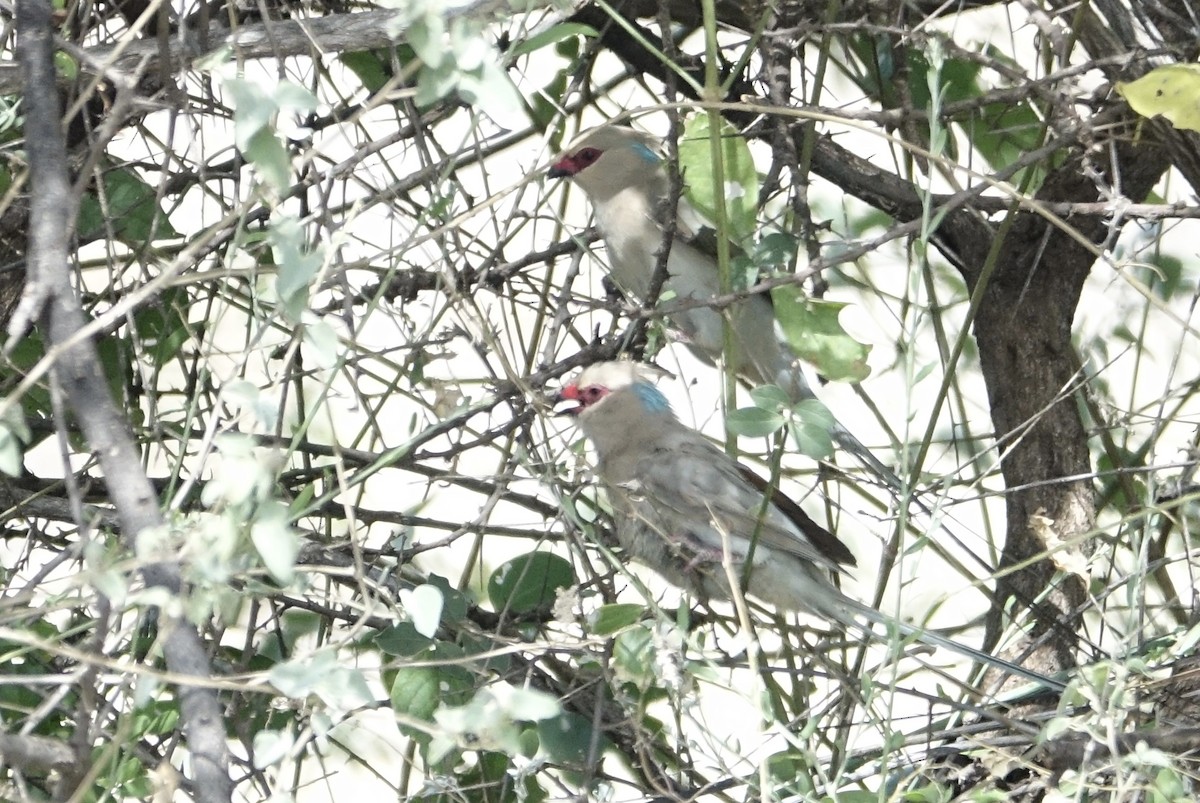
xmin=631 ymin=142 xmax=660 ymax=165
xmin=632 ymin=381 xmax=671 ymax=413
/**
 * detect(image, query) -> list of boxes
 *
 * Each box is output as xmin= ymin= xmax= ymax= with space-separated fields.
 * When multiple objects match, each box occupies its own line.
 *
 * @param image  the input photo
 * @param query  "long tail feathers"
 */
xmin=825 ymin=592 xmax=1067 ymax=694
xmin=770 ymin=361 xmax=1065 ymax=694
xmin=831 ymin=422 xmax=905 ymax=492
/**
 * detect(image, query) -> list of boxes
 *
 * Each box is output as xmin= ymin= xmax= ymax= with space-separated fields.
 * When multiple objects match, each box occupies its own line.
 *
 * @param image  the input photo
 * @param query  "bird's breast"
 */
xmin=593 ymin=190 xmax=666 ymax=295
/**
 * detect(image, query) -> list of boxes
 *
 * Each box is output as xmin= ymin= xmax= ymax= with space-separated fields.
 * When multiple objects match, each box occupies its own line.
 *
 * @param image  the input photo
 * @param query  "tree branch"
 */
xmin=14 ymin=0 xmax=232 ymax=799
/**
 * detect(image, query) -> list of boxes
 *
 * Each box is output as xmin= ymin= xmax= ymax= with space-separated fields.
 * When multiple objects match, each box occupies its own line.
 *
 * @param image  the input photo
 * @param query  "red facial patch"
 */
xmin=548 ymin=147 xmax=603 ymax=178
xmin=554 ymin=382 xmax=608 ymax=416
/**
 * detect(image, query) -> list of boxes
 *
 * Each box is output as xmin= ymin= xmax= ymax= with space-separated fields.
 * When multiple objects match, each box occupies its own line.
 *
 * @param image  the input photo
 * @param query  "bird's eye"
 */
xmin=574 ymin=147 xmax=602 ymax=167
xmin=581 ymin=385 xmax=606 ymax=403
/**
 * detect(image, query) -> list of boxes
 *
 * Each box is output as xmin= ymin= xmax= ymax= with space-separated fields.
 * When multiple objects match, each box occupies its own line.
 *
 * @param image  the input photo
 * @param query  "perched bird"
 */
xmin=555 ymin=360 xmax=1065 ymax=692
xmin=548 ymin=126 xmax=783 ymax=386
xmin=548 ymin=125 xmax=898 ymax=486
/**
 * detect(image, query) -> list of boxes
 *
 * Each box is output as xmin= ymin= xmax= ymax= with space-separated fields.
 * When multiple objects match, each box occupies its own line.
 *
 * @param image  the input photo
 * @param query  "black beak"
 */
xmin=551 ymin=391 xmax=581 ymax=416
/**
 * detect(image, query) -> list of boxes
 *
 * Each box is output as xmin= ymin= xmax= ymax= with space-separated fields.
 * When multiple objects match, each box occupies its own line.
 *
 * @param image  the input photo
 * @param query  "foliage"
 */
xmin=1 ymin=1 xmax=1199 ymax=802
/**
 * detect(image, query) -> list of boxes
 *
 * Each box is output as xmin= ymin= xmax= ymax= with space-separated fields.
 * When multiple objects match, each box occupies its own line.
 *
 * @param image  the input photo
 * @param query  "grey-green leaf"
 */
xmin=488 ymin=552 xmax=575 ymax=614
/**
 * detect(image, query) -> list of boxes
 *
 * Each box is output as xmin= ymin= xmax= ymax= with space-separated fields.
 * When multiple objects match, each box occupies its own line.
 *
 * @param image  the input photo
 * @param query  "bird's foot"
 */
xmin=675 ymin=533 xmax=728 ymax=571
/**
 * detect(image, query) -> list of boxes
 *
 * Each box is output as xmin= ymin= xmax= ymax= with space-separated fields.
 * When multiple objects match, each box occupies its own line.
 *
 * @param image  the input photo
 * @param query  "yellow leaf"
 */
xmin=1116 ymin=64 xmax=1200 ymax=132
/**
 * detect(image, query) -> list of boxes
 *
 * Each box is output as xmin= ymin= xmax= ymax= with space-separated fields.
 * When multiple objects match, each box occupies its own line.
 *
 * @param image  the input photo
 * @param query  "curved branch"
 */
xmin=14 ymin=0 xmax=232 ymax=799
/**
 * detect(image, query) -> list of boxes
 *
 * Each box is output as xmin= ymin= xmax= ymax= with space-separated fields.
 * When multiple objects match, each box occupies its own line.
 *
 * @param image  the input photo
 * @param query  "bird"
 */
xmin=547 ymin=125 xmax=899 ymax=487
xmin=554 ymin=360 xmax=1065 ymax=693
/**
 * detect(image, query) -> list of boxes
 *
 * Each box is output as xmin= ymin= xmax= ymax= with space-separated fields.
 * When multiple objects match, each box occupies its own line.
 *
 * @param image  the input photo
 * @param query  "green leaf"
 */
xmin=244 ymin=127 xmax=291 ymax=194
xmin=77 ymin=166 xmax=179 ymax=244
xmin=134 ymin=288 xmax=191 ymax=367
xmin=224 ymin=77 xmax=276 ymax=148
xmin=5 ymin=335 xmax=51 ymax=418
xmin=302 ymin=316 xmax=340 ymax=369
xmin=414 ymin=61 xmax=458 ymax=108
xmin=1118 ymin=64 xmax=1200 ymax=132
xmin=1141 ymin=253 xmax=1185 ymax=300
xmin=455 ymin=752 xmax=547 ymax=803
xmin=425 ymin=574 xmax=469 ymax=623
xmin=252 ymin=729 xmax=294 ymax=769
xmin=273 ymin=82 xmax=318 ymax=114
xmin=96 ymin=333 xmax=132 ymax=413
xmin=763 ymin=750 xmax=809 ymax=788
xmin=250 ymin=501 xmax=299 ymax=585
xmin=0 ymin=407 xmax=30 ymax=477
xmin=752 ymin=232 xmax=798 ymax=271
xmin=536 ymin=711 xmax=606 ymax=766
xmin=589 ymin=603 xmax=643 ymax=636
xmin=488 ymin=552 xmax=575 ymax=614
xmin=340 ymin=50 xmax=392 ymax=93
xmin=456 ymin=60 xmax=525 ymax=126
xmin=509 ymin=23 xmax=598 ymax=58
xmin=429 ymin=685 xmax=536 ymax=763
xmin=727 ymin=406 xmax=786 ymax=438
xmin=131 ymin=701 xmax=180 ymax=739
xmin=221 ymin=379 xmax=278 ymax=430
xmin=770 ymin=290 xmax=872 ymax=382
xmin=312 ymin=666 xmax=373 ymax=711
xmin=53 ymin=51 xmax=78 ymax=80
xmin=963 ymin=792 xmax=1012 ymax=803
xmin=748 ymin=383 xmax=790 ymax=411
xmin=256 ymin=610 xmax=321 ymax=662
xmin=612 ymin=624 xmax=657 ymax=689
xmin=407 ymin=11 xmax=447 ymax=69
xmin=905 ymin=49 xmax=982 ymax=110
xmin=374 ymin=622 xmax=434 ymax=657
xmin=201 ymin=433 xmax=268 ymax=509
xmin=679 ymin=116 xmax=759 ymax=245
xmin=832 ymin=792 xmax=894 ymax=803
xmin=968 ymin=99 xmax=1044 ymax=175
xmin=221 ymin=77 xmax=312 ymax=194
xmin=789 ymin=399 xmax=836 ymax=460
xmin=270 ymin=214 xmax=323 ymax=319
xmin=1153 ymin=767 xmax=1186 ymax=800
xmin=498 ymin=685 xmax=560 ymax=721
xmin=530 ymin=67 xmax=567 ymax=131
xmin=223 ymin=78 xmax=314 ymax=187
xmin=390 ymin=665 xmax=440 ymax=723
xmin=269 ymin=650 xmax=337 ymax=698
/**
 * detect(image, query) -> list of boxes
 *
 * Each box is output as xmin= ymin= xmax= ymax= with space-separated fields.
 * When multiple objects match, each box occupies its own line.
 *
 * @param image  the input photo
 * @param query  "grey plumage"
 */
xmin=548 ymin=126 xmax=900 ymax=488
xmin=556 ymin=361 xmax=1064 ymax=693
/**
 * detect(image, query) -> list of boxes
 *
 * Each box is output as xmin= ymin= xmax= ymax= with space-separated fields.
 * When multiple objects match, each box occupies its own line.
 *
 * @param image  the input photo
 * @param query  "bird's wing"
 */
xmin=624 ymin=434 xmax=849 ymax=572
xmin=735 ymin=465 xmax=856 ymax=567
xmin=664 ymin=195 xmax=760 ymax=278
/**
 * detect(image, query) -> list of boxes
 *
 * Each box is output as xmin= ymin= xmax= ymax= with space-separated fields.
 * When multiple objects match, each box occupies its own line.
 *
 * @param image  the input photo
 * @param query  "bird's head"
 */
xmin=554 ymin=361 xmax=672 ymax=422
xmin=547 ymin=126 xmax=663 ymax=200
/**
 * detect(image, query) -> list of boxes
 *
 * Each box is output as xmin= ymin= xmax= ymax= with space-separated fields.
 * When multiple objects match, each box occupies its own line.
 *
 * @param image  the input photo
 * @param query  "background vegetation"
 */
xmin=2 ymin=0 xmax=1200 ymax=800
